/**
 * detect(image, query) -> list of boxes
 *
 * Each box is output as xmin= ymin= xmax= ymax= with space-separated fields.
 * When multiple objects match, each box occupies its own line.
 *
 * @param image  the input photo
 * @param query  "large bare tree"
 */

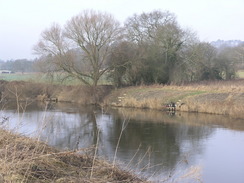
xmin=34 ymin=10 xmax=122 ymax=86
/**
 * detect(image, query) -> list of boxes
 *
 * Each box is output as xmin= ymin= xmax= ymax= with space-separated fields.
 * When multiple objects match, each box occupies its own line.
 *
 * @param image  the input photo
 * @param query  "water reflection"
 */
xmin=1 ymin=102 xmax=244 ymax=182
xmin=100 ymin=108 xmax=214 ymax=180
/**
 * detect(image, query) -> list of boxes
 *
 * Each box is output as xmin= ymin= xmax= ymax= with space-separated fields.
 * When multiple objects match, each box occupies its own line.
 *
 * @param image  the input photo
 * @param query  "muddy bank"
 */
xmin=0 ymin=129 xmax=144 ymax=182
xmin=0 ymin=80 xmax=113 ymax=104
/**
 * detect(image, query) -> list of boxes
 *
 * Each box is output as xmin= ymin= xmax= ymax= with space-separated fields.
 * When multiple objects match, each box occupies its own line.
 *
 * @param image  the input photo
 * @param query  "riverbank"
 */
xmin=0 ymin=129 xmax=144 ymax=182
xmin=104 ymin=80 xmax=244 ymax=119
xmin=0 ymin=80 xmax=112 ymax=104
xmin=1 ymin=79 xmax=244 ymax=119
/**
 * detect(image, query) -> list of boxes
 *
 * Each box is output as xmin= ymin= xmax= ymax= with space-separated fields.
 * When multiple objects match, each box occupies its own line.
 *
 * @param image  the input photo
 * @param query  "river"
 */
xmin=1 ymin=102 xmax=244 ymax=183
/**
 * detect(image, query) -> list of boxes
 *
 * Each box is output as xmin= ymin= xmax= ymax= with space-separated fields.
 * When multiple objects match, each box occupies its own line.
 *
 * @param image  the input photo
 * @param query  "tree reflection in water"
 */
xmin=39 ymin=104 xmax=214 ymax=179
xmin=2 ymin=102 xmax=244 ymax=181
xmin=99 ymin=108 xmax=214 ymax=179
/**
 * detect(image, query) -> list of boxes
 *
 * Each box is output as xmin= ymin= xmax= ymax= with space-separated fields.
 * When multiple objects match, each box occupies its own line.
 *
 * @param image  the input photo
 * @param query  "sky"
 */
xmin=0 ymin=0 xmax=244 ymax=61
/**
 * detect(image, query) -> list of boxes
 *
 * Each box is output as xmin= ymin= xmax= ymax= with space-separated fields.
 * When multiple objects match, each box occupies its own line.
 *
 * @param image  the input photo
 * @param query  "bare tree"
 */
xmin=34 ymin=10 xmax=122 ymax=86
xmin=125 ymin=10 xmax=176 ymax=45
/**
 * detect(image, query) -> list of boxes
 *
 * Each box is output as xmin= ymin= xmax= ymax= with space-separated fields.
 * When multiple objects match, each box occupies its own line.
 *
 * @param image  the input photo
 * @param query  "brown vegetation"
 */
xmin=104 ymin=79 xmax=244 ymax=119
xmin=0 ymin=80 xmax=113 ymax=105
xmin=0 ymin=129 xmax=145 ymax=182
xmin=1 ymin=79 xmax=244 ymax=119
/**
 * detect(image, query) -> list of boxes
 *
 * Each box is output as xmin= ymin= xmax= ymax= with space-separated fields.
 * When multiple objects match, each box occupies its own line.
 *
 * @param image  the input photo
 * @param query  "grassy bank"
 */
xmin=1 ymin=79 xmax=244 ymax=118
xmin=104 ymin=79 xmax=244 ymax=119
xmin=0 ymin=129 xmax=144 ymax=182
xmin=0 ymin=80 xmax=112 ymax=105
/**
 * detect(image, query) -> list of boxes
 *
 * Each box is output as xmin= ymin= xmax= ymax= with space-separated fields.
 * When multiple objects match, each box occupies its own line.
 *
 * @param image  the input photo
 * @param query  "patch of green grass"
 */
xmin=237 ymin=70 xmax=244 ymax=78
xmin=0 ymin=73 xmax=35 ymax=81
xmin=0 ymin=73 xmax=62 ymax=84
xmin=167 ymin=91 xmax=206 ymax=103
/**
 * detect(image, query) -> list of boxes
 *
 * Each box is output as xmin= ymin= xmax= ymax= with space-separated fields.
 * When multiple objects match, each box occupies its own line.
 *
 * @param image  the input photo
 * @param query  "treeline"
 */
xmin=0 ymin=59 xmax=36 ymax=73
xmin=34 ymin=10 xmax=244 ymax=87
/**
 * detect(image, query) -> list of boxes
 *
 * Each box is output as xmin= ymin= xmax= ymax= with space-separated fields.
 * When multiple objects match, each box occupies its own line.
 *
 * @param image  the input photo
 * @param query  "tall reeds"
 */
xmin=0 ymin=128 xmax=146 ymax=182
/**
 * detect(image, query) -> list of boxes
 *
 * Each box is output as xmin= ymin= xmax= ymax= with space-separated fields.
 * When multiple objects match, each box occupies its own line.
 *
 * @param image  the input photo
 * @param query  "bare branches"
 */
xmin=125 ymin=10 xmax=176 ymax=44
xmin=34 ymin=23 xmax=68 ymax=56
xmin=34 ymin=9 xmax=238 ymax=86
xmin=34 ymin=10 xmax=122 ymax=86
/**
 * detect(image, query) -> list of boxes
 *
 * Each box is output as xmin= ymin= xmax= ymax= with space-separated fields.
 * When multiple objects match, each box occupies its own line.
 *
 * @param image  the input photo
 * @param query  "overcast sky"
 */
xmin=1 ymin=0 xmax=244 ymax=60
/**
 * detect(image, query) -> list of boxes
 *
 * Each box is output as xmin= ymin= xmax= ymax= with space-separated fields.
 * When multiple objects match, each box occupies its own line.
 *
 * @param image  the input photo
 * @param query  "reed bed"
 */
xmin=0 ymin=129 xmax=145 ymax=183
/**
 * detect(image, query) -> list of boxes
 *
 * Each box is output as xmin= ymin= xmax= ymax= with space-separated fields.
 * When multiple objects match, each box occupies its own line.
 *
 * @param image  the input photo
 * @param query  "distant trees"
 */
xmin=0 ymin=59 xmax=35 ymax=73
xmin=34 ymin=9 xmax=241 ymax=87
xmin=34 ymin=10 xmax=122 ymax=86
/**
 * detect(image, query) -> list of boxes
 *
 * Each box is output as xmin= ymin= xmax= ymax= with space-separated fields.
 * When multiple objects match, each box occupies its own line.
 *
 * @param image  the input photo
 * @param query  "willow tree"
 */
xmin=34 ymin=10 xmax=122 ymax=86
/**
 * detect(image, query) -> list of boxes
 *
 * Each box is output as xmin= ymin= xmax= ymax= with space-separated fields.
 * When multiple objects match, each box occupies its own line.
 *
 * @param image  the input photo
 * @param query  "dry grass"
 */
xmin=167 ymin=79 xmax=244 ymax=93
xmin=0 ymin=81 xmax=113 ymax=105
xmin=178 ymin=165 xmax=202 ymax=183
xmin=180 ymin=92 xmax=244 ymax=118
xmin=104 ymin=80 xmax=244 ymax=119
xmin=118 ymin=97 xmax=162 ymax=109
xmin=0 ymin=129 xmax=145 ymax=183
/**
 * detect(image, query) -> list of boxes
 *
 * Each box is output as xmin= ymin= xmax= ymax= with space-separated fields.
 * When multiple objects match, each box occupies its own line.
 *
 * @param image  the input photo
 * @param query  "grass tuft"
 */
xmin=0 ymin=129 xmax=145 ymax=182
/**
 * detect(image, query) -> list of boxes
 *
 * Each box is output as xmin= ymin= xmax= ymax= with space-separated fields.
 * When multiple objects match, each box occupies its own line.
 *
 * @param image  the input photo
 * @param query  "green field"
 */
xmin=0 ymin=73 xmax=79 ymax=85
xmin=0 ymin=72 xmax=112 ymax=85
xmin=0 ymin=73 xmax=37 ymax=81
xmin=237 ymin=70 xmax=244 ymax=78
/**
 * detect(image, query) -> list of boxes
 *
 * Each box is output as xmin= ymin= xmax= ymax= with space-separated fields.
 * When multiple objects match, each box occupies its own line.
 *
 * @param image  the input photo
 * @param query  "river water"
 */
xmin=1 ymin=102 xmax=244 ymax=183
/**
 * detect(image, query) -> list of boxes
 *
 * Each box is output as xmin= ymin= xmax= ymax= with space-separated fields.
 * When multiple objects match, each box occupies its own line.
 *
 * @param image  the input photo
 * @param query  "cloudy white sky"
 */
xmin=0 ymin=0 xmax=244 ymax=60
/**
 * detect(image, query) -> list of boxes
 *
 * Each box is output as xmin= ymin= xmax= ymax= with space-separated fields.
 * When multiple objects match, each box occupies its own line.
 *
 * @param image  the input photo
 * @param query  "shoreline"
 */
xmin=1 ymin=79 xmax=244 ymax=119
xmin=104 ymin=80 xmax=244 ymax=119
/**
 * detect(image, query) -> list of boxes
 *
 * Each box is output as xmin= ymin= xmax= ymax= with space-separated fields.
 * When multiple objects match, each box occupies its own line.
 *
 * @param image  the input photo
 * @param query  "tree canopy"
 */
xmin=34 ymin=10 xmax=242 ymax=87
